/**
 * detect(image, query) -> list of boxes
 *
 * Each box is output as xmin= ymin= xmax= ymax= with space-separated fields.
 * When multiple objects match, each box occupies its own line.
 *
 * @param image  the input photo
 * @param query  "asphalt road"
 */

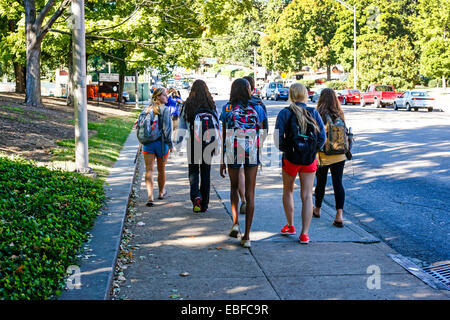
xmin=213 ymin=95 xmax=450 ymax=266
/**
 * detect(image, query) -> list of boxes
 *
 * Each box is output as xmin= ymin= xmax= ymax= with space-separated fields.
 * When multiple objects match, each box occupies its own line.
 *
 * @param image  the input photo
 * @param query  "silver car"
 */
xmin=311 ymin=88 xmax=325 ymax=103
xmin=393 ymin=91 xmax=435 ymax=112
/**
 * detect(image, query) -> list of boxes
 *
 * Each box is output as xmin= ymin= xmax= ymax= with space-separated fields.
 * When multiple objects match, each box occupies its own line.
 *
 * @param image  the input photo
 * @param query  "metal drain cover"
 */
xmin=422 ymin=263 xmax=450 ymax=287
xmin=388 ymin=254 xmax=450 ymax=291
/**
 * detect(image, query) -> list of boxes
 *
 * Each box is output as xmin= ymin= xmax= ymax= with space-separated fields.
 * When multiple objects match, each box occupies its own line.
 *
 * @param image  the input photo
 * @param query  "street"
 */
xmin=212 ymin=95 xmax=450 ymax=266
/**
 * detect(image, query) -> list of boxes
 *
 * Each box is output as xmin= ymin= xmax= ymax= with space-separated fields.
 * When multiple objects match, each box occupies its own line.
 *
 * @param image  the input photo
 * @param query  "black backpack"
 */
xmin=284 ymin=107 xmax=319 ymax=166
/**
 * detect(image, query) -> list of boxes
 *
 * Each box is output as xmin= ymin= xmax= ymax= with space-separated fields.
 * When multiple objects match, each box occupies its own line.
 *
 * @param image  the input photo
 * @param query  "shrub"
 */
xmin=0 ymin=157 xmax=105 ymax=300
xmin=326 ymin=81 xmax=347 ymax=90
xmin=298 ymin=79 xmax=316 ymax=88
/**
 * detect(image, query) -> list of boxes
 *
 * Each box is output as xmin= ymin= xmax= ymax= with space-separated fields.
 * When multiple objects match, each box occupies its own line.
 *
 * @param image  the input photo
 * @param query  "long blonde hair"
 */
xmin=288 ymin=83 xmax=319 ymax=134
xmin=147 ymin=87 xmax=166 ymax=115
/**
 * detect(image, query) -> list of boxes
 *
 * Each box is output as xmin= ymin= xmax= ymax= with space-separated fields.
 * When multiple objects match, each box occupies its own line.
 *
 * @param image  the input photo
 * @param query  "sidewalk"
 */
xmin=113 ymin=152 xmax=450 ymax=300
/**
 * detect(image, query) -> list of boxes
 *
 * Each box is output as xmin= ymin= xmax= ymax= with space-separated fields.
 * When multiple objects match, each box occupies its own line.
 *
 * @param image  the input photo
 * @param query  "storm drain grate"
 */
xmin=388 ymin=254 xmax=450 ymax=291
xmin=422 ymin=263 xmax=450 ymax=287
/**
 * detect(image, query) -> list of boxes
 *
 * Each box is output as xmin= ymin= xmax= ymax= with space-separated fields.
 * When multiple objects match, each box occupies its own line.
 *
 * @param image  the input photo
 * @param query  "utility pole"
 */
xmin=71 ymin=0 xmax=91 ymax=174
xmin=253 ymin=47 xmax=257 ymax=80
xmin=135 ymin=69 xmax=139 ymax=109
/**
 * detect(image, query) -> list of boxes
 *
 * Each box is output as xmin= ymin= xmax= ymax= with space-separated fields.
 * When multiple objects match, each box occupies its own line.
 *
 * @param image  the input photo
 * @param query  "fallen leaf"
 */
xmin=179 ymin=272 xmax=190 ymax=277
xmin=137 ymin=222 xmax=145 ymax=226
xmin=216 ymin=246 xmax=222 ymax=250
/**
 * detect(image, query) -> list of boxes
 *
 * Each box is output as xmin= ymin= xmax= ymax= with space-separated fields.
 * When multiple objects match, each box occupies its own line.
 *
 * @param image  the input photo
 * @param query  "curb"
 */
xmin=59 ymin=130 xmax=140 ymax=300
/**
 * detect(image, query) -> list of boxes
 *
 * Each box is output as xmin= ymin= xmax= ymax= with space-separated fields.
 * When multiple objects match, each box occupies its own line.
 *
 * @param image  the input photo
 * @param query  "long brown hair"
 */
xmin=316 ymin=88 xmax=345 ymax=123
xmin=289 ymin=83 xmax=319 ymax=134
xmin=183 ymin=80 xmax=216 ymax=123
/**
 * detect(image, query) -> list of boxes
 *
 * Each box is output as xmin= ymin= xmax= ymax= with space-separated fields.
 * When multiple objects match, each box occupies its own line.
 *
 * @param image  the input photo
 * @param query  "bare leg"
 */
xmin=143 ymin=153 xmax=156 ymax=201
xmin=282 ymin=170 xmax=296 ymax=227
xmin=228 ymin=168 xmax=241 ymax=226
xmin=299 ymin=172 xmax=316 ymax=235
xmin=335 ymin=209 xmax=343 ymax=223
xmin=242 ymin=166 xmax=258 ymax=241
xmin=156 ymin=155 xmax=167 ymax=197
xmin=238 ymin=168 xmax=245 ymax=202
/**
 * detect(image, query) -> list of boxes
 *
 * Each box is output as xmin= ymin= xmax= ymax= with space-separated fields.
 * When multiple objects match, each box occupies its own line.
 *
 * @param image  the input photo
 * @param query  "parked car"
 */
xmin=263 ymin=82 xmax=289 ymax=101
xmin=360 ymin=84 xmax=402 ymax=108
xmin=393 ymin=90 xmax=435 ymax=112
xmin=337 ymin=89 xmax=361 ymax=105
xmin=311 ymin=88 xmax=325 ymax=103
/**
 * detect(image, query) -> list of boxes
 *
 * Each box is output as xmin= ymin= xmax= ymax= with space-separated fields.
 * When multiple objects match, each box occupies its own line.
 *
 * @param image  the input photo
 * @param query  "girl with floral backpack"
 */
xmin=219 ymin=78 xmax=267 ymax=248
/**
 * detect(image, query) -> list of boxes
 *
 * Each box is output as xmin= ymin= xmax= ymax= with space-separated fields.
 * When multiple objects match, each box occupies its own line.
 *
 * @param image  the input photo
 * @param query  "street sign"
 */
xmin=281 ymin=72 xmax=287 ymax=79
xmin=99 ymin=73 xmax=119 ymax=82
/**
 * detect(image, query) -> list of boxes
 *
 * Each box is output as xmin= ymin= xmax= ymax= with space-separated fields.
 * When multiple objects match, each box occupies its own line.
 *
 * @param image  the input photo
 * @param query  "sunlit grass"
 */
xmin=51 ymin=112 xmax=139 ymax=179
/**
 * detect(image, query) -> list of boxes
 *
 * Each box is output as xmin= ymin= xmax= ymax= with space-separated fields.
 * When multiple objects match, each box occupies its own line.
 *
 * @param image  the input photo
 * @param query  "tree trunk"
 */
xmin=326 ymin=65 xmax=331 ymax=81
xmin=25 ymin=41 xmax=43 ymax=107
xmin=443 ymin=75 xmax=447 ymax=89
xmin=118 ymin=72 xmax=125 ymax=106
xmin=24 ymin=1 xmax=43 ymax=107
xmin=14 ymin=63 xmax=26 ymax=94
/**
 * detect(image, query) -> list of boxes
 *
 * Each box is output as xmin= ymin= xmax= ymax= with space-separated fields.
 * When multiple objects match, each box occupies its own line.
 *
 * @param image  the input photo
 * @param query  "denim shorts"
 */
xmin=227 ymin=163 xmax=259 ymax=169
xmin=142 ymin=139 xmax=169 ymax=158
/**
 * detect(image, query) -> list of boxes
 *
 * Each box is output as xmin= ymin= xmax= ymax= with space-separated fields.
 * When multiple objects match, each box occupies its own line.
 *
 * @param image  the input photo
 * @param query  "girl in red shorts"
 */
xmin=274 ymin=83 xmax=326 ymax=243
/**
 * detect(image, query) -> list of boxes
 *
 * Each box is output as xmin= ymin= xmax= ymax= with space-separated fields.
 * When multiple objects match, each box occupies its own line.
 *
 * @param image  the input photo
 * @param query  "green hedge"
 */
xmin=0 ymin=157 xmax=105 ymax=300
xmin=325 ymin=81 xmax=347 ymax=90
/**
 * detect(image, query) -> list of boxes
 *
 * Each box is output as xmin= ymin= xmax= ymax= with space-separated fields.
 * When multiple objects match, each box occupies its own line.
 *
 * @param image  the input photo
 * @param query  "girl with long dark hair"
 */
xmin=314 ymin=88 xmax=348 ymax=227
xmin=175 ymin=80 xmax=220 ymax=213
xmin=219 ymin=78 xmax=267 ymax=248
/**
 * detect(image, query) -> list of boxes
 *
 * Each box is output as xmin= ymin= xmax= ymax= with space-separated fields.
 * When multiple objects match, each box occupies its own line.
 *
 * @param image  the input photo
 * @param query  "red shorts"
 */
xmin=282 ymin=159 xmax=318 ymax=177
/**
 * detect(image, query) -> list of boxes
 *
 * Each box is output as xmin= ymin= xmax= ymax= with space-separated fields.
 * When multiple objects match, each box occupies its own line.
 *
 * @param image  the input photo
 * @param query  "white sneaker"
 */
xmin=229 ymin=224 xmax=240 ymax=238
xmin=240 ymin=239 xmax=251 ymax=248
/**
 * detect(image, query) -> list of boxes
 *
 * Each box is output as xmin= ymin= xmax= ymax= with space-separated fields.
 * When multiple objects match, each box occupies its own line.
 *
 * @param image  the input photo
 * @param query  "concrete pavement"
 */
xmin=112 ymin=147 xmax=450 ymax=300
xmin=58 ymin=127 xmax=449 ymax=300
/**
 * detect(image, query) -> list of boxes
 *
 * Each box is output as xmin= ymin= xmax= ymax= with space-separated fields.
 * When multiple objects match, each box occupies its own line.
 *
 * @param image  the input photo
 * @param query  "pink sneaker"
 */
xmin=281 ymin=224 xmax=296 ymax=235
xmin=299 ymin=234 xmax=310 ymax=244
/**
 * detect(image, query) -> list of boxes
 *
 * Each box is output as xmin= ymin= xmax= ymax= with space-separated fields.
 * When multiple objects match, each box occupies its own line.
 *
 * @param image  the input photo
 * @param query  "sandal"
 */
xmin=313 ymin=208 xmax=320 ymax=218
xmin=333 ymin=220 xmax=344 ymax=228
xmin=158 ymin=190 xmax=167 ymax=200
xmin=146 ymin=200 xmax=154 ymax=207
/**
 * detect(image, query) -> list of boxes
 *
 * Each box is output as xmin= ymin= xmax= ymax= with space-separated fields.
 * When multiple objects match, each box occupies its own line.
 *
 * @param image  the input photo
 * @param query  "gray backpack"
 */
xmin=136 ymin=107 xmax=164 ymax=145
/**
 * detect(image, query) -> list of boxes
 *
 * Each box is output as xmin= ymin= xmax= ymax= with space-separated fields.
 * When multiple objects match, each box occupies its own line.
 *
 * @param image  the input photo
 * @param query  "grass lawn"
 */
xmin=51 ymin=113 xmax=139 ymax=179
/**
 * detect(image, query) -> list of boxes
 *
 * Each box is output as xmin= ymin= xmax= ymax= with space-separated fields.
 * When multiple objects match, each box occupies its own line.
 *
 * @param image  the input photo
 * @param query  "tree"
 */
xmin=357 ymin=34 xmax=417 ymax=90
xmin=413 ymin=0 xmax=450 ymax=87
xmin=260 ymin=0 xmax=339 ymax=78
xmin=0 ymin=1 xmax=26 ymax=93
xmin=22 ymin=0 xmax=71 ymax=107
xmin=420 ymin=39 xmax=450 ymax=87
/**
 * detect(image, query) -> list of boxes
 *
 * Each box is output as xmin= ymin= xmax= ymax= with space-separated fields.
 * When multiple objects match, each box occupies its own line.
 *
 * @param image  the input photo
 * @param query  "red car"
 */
xmin=337 ymin=89 xmax=361 ymax=105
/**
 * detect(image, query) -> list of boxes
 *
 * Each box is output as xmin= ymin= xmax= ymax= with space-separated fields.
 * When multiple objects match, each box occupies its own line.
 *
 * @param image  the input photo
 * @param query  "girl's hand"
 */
xmin=220 ymin=163 xmax=227 ymax=178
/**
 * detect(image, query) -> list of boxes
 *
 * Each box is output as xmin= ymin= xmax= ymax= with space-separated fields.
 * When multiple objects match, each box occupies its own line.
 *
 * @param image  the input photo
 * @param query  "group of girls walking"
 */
xmin=139 ymin=78 xmax=349 ymax=248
